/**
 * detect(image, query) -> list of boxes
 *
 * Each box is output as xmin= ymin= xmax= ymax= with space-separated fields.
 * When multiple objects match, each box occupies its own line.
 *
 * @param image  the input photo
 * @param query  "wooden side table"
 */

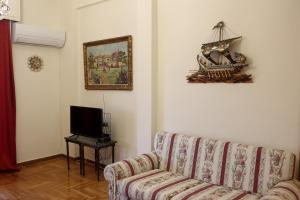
xmin=65 ymin=135 xmax=117 ymax=181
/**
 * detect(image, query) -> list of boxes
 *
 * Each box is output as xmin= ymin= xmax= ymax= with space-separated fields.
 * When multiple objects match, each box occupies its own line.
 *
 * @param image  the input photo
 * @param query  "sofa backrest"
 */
xmin=154 ymin=131 xmax=296 ymax=195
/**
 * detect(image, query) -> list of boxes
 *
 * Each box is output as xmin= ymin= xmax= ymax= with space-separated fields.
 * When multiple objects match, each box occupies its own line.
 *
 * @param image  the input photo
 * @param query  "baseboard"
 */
xmin=17 ymin=154 xmax=65 ymax=166
xmin=17 ymin=154 xmax=106 ymax=169
xmin=61 ymin=154 xmax=106 ymax=169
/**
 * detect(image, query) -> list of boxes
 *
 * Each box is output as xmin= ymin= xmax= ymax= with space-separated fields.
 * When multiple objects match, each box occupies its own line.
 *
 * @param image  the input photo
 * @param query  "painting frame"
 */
xmin=83 ymin=35 xmax=133 ymax=90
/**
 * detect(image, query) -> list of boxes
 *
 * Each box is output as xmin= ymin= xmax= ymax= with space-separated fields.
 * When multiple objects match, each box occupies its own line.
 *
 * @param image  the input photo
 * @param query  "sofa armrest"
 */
xmin=104 ymin=152 xmax=159 ymax=200
xmin=260 ymin=179 xmax=300 ymax=200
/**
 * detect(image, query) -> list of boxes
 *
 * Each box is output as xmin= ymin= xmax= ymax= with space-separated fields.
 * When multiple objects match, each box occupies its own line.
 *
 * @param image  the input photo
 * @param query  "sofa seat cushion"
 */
xmin=117 ymin=169 xmax=261 ymax=200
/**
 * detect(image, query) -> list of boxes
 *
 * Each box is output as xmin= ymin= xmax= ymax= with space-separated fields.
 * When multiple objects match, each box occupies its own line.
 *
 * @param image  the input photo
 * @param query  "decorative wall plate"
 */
xmin=28 ymin=55 xmax=43 ymax=72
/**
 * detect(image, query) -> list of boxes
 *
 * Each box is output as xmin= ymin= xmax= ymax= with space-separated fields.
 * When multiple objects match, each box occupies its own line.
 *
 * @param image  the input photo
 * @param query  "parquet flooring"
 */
xmin=0 ymin=156 xmax=108 ymax=200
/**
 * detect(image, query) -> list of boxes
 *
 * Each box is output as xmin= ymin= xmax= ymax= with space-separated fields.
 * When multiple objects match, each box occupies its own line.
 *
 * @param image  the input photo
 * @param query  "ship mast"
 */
xmin=213 ymin=21 xmax=225 ymax=64
xmin=213 ymin=21 xmax=225 ymax=42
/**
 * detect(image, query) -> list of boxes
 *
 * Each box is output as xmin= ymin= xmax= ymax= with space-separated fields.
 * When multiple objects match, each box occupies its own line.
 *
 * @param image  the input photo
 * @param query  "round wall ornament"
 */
xmin=28 ymin=55 xmax=43 ymax=72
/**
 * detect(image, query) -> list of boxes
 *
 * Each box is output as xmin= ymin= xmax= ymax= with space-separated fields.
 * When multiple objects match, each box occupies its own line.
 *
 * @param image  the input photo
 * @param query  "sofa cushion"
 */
xmin=260 ymin=179 xmax=300 ymax=200
xmin=104 ymin=152 xmax=160 ymax=181
xmin=117 ymin=169 xmax=260 ymax=200
xmin=154 ymin=132 xmax=296 ymax=195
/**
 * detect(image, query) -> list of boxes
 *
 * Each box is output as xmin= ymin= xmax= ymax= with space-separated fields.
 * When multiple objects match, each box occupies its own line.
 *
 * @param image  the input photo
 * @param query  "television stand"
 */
xmin=97 ymin=134 xmax=111 ymax=142
xmin=65 ymin=135 xmax=117 ymax=181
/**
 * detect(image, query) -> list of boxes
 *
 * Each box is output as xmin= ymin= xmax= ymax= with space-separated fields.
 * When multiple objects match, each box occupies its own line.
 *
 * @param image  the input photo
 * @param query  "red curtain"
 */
xmin=0 ymin=20 xmax=17 ymax=171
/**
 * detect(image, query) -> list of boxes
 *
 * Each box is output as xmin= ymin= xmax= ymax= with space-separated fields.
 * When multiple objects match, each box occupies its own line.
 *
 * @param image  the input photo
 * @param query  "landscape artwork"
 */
xmin=83 ymin=36 xmax=132 ymax=90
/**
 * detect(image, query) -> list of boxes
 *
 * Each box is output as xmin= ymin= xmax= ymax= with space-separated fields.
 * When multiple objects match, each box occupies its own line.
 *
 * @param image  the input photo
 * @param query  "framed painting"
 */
xmin=83 ymin=35 xmax=132 ymax=90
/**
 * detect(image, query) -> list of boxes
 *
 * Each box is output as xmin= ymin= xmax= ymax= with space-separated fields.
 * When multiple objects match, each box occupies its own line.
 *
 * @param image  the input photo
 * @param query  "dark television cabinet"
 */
xmin=65 ymin=135 xmax=117 ymax=181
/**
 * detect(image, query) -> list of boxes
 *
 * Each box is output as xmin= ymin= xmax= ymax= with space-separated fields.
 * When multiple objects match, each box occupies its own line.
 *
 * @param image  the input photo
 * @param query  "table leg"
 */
xmin=82 ymin=145 xmax=85 ymax=176
xmin=79 ymin=144 xmax=82 ymax=176
xmin=66 ymin=141 xmax=70 ymax=170
xmin=96 ymin=149 xmax=100 ymax=181
xmin=94 ymin=149 xmax=97 ymax=171
xmin=112 ymin=145 xmax=115 ymax=163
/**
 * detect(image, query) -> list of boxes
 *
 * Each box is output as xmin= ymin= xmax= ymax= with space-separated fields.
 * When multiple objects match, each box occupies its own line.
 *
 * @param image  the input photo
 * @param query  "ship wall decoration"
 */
xmin=187 ymin=21 xmax=252 ymax=83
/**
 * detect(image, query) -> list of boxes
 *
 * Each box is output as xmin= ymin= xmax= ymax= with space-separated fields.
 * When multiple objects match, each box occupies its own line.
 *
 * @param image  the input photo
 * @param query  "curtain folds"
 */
xmin=0 ymin=19 xmax=17 ymax=171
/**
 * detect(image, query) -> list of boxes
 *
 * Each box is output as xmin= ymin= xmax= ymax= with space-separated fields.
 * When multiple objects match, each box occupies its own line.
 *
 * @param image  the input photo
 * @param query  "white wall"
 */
xmin=13 ymin=0 xmax=62 ymax=163
xmin=13 ymin=0 xmax=300 ymax=169
xmin=77 ymin=0 xmax=139 ymax=160
xmin=157 ymin=0 xmax=300 ymax=168
xmin=59 ymin=0 xmax=79 ymax=158
xmin=60 ymin=0 xmax=156 ymax=161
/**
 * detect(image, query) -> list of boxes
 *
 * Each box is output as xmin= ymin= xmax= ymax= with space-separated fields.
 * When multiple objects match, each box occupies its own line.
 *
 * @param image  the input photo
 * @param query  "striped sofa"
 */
xmin=104 ymin=131 xmax=300 ymax=200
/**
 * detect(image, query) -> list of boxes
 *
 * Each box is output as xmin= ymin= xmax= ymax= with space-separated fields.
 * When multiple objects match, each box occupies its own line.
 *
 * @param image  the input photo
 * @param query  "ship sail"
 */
xmin=202 ymin=36 xmax=242 ymax=46
xmin=201 ymin=36 xmax=242 ymax=64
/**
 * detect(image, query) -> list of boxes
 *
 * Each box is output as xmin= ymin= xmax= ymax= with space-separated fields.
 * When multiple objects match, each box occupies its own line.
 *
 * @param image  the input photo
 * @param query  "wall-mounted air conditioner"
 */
xmin=12 ymin=23 xmax=66 ymax=48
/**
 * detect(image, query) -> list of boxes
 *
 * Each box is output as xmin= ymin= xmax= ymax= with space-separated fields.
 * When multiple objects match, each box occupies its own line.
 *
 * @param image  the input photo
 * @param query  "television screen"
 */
xmin=70 ymin=106 xmax=103 ymax=138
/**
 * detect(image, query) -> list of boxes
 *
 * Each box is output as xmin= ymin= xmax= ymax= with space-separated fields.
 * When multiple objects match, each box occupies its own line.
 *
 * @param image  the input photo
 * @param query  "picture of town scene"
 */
xmin=85 ymin=39 xmax=131 ymax=89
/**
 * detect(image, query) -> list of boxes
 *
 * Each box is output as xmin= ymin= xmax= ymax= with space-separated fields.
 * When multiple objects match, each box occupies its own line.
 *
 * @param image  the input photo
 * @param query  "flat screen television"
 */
xmin=70 ymin=106 xmax=103 ymax=138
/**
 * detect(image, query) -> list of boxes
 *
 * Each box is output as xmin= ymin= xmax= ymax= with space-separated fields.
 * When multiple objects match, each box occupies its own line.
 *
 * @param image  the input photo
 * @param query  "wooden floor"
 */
xmin=0 ymin=157 xmax=109 ymax=200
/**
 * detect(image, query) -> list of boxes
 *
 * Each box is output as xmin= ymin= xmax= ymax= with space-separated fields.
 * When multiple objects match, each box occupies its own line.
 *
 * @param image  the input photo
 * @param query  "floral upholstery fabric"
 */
xmin=104 ymin=132 xmax=298 ymax=200
xmin=104 ymin=152 xmax=160 ymax=199
xmin=117 ymin=169 xmax=261 ymax=200
xmin=260 ymin=179 xmax=300 ymax=200
xmin=154 ymin=132 xmax=296 ymax=195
